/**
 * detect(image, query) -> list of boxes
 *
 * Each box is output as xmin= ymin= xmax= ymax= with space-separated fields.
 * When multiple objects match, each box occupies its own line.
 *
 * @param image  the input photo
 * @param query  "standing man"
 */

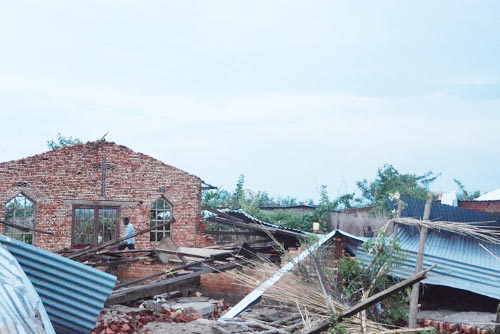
xmin=119 ymin=217 xmax=135 ymax=250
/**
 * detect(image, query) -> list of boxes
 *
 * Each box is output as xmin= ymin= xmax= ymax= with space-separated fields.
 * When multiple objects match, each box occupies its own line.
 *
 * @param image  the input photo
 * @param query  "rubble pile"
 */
xmin=93 ymin=294 xmax=229 ymax=334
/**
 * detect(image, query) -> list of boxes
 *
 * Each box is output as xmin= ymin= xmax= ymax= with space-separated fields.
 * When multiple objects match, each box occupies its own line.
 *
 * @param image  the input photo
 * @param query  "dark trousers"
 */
xmin=118 ymin=243 xmax=135 ymax=250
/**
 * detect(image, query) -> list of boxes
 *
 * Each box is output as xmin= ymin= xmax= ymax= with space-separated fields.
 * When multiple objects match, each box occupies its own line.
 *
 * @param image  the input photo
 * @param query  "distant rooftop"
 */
xmin=476 ymin=188 xmax=500 ymax=201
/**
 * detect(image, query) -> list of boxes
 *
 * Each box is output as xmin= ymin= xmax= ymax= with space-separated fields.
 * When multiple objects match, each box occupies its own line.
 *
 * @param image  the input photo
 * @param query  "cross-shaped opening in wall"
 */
xmin=93 ymin=159 xmax=115 ymax=197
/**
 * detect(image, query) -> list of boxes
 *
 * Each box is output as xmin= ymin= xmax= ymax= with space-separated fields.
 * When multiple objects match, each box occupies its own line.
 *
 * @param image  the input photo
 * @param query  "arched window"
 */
xmin=4 ymin=193 xmax=35 ymax=244
xmin=150 ymin=197 xmax=173 ymax=242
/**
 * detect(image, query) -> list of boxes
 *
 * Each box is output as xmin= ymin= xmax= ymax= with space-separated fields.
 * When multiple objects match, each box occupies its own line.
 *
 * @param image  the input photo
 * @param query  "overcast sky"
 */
xmin=0 ymin=1 xmax=499 ymax=202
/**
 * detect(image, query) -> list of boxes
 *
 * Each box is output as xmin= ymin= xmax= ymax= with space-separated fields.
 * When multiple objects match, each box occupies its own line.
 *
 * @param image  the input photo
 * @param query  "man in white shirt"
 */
xmin=118 ymin=217 xmax=135 ymax=250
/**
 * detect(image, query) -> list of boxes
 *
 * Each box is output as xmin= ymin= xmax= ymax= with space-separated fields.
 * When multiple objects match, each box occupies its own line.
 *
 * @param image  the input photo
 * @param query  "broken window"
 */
xmin=73 ymin=206 xmax=118 ymax=246
xmin=150 ymin=197 xmax=173 ymax=242
xmin=4 ymin=193 xmax=36 ymax=244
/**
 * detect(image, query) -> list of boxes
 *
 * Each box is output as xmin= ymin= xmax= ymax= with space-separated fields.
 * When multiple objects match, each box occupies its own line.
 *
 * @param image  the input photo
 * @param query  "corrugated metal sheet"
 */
xmin=388 ymin=195 xmax=500 ymax=225
xmin=224 ymin=209 xmax=310 ymax=235
xmin=357 ymin=226 xmax=500 ymax=299
xmin=0 ymin=244 xmax=55 ymax=334
xmin=0 ymin=235 xmax=117 ymax=334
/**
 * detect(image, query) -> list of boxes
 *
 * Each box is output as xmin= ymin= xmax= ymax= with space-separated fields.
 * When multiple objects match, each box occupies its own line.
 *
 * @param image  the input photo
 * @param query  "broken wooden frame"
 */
xmin=204 ymin=207 xmax=307 ymax=240
xmin=115 ymin=250 xmax=239 ymax=289
xmin=107 ymin=261 xmax=239 ymax=305
xmin=302 ymin=264 xmax=437 ymax=334
xmin=68 ymin=221 xmax=173 ymax=259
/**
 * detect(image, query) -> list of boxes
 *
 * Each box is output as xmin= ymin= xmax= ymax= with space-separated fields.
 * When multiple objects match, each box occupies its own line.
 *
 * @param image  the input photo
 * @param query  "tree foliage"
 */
xmin=47 ymin=133 xmax=82 ymax=150
xmin=202 ymin=176 xmax=362 ymax=232
xmin=336 ymin=233 xmax=409 ymax=326
xmin=453 ymin=179 xmax=480 ymax=201
xmin=357 ymin=164 xmax=438 ymax=214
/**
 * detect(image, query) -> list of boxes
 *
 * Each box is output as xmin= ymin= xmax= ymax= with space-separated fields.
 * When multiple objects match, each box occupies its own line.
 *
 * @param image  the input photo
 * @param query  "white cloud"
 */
xmin=450 ymin=77 xmax=500 ymax=86
xmin=0 ymin=76 xmax=499 ymax=200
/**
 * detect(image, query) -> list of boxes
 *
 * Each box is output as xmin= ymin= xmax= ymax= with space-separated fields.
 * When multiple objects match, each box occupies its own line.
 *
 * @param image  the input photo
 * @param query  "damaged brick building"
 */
xmin=0 ymin=141 xmax=210 ymax=256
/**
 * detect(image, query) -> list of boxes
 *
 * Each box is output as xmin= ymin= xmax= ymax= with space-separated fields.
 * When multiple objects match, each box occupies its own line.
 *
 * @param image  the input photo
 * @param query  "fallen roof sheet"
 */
xmin=0 ymin=235 xmax=117 ymax=334
xmin=217 ymin=209 xmax=310 ymax=235
xmin=219 ymin=229 xmax=364 ymax=320
xmin=0 ymin=244 xmax=55 ymax=334
xmin=357 ymin=226 xmax=500 ymax=299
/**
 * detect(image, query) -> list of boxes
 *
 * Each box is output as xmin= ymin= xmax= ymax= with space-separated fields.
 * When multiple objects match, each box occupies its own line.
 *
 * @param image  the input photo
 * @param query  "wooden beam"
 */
xmin=0 ymin=220 xmax=55 ymax=236
xmin=115 ymin=257 xmax=220 ymax=289
xmin=107 ymin=262 xmax=239 ymax=305
xmin=90 ymin=257 xmax=146 ymax=267
xmin=204 ymin=230 xmax=267 ymax=236
xmin=303 ymin=264 xmax=437 ymax=334
xmin=408 ymin=192 xmax=433 ymax=329
xmin=100 ymin=249 xmax=154 ymax=255
xmin=68 ymin=221 xmax=173 ymax=259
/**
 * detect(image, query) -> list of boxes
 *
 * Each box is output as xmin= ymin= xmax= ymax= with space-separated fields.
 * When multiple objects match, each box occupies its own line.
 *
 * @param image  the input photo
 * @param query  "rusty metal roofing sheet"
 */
xmin=357 ymin=226 xmax=500 ymax=299
xmin=0 ymin=235 xmax=117 ymax=334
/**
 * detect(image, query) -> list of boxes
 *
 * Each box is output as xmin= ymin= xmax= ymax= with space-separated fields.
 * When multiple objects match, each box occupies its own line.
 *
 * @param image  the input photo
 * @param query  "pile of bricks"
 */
xmin=418 ymin=319 xmax=492 ymax=334
xmin=93 ymin=307 xmax=202 ymax=334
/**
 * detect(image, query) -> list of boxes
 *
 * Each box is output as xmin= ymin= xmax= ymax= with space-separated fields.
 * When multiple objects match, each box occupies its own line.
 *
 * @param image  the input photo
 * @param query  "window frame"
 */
xmin=71 ymin=205 xmax=121 ymax=247
xmin=150 ymin=196 xmax=174 ymax=243
xmin=4 ymin=193 xmax=36 ymax=244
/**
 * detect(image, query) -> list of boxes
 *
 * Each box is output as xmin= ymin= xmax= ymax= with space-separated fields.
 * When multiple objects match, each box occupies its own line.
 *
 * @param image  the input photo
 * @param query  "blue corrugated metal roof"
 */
xmin=0 ymin=235 xmax=117 ymax=334
xmin=357 ymin=226 xmax=500 ymax=299
xmin=388 ymin=196 xmax=500 ymax=225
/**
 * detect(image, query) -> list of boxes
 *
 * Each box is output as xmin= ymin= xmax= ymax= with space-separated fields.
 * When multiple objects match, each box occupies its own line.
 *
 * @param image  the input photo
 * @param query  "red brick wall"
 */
xmin=0 ymin=141 xmax=209 ymax=251
xmin=116 ymin=260 xmax=175 ymax=283
xmin=458 ymin=200 xmax=500 ymax=214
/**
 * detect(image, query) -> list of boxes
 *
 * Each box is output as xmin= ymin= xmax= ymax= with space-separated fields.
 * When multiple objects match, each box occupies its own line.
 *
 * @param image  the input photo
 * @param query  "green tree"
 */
xmin=336 ymin=233 xmax=408 ymax=326
xmin=312 ymin=185 xmax=335 ymax=226
xmin=202 ymin=188 xmax=232 ymax=208
xmin=453 ymin=179 xmax=480 ymax=201
xmin=47 ymin=133 xmax=82 ymax=150
xmin=230 ymin=174 xmax=246 ymax=209
xmin=357 ymin=164 xmax=438 ymax=214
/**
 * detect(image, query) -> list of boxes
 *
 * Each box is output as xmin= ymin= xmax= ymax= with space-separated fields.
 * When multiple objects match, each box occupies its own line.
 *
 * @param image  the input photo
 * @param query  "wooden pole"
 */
xmin=396 ymin=198 xmax=403 ymax=218
xmin=312 ymin=256 xmax=335 ymax=314
xmin=495 ymin=301 xmax=500 ymax=334
xmin=408 ymin=192 xmax=433 ymax=329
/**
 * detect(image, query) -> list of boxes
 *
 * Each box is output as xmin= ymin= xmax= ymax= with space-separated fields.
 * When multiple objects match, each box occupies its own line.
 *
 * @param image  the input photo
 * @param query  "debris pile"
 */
xmin=418 ymin=319 xmax=492 ymax=334
xmin=93 ymin=294 xmax=229 ymax=334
